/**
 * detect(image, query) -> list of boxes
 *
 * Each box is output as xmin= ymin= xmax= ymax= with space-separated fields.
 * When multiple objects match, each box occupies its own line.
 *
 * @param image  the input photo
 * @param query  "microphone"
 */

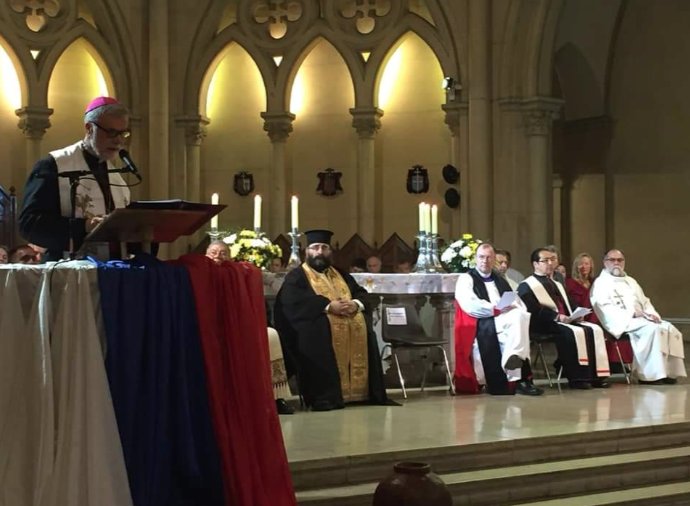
xmin=119 ymin=149 xmax=142 ymax=182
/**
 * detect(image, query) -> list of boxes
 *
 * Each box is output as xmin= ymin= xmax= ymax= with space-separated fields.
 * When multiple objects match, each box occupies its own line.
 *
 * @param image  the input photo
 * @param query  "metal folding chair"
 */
xmin=381 ymin=302 xmax=455 ymax=399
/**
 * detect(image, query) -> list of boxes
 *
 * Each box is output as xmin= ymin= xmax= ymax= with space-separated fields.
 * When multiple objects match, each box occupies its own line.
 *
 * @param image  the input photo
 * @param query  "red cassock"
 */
xmin=173 ymin=254 xmax=296 ymax=506
xmin=452 ymin=301 xmax=482 ymax=394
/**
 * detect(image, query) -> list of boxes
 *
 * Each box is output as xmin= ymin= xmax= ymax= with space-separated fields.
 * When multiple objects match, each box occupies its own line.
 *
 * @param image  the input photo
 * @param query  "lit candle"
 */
xmin=211 ymin=193 xmax=219 ymax=229
xmin=418 ymin=202 xmax=425 ymax=233
xmin=431 ymin=204 xmax=438 ymax=235
xmin=425 ymin=204 xmax=432 ymax=234
xmin=254 ymin=194 xmax=262 ymax=230
xmin=291 ymin=195 xmax=299 ymax=230
xmin=421 ymin=203 xmax=430 ymax=233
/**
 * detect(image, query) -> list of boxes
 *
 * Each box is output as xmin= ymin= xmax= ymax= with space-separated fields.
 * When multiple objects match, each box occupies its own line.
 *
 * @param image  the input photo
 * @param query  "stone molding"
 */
xmin=15 ymin=106 xmax=53 ymax=140
xmin=349 ymin=107 xmax=383 ymax=139
xmin=175 ymin=115 xmax=210 ymax=146
xmin=260 ymin=111 xmax=296 ymax=142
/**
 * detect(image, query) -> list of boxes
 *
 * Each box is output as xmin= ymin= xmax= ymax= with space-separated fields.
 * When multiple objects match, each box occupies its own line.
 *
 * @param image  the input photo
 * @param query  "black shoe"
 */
xmin=569 ymin=381 xmax=592 ymax=390
xmin=591 ymin=379 xmax=611 ymax=389
xmin=276 ymin=398 xmax=295 ymax=415
xmin=638 ymin=379 xmax=665 ymax=385
xmin=505 ymin=355 xmax=524 ymax=370
xmin=516 ymin=380 xmax=544 ymax=396
xmin=662 ymin=377 xmax=678 ymax=385
xmin=311 ymin=400 xmax=335 ymax=412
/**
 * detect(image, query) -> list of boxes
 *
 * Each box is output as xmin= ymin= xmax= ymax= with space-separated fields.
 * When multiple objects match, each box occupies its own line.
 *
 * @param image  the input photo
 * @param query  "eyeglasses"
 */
xmin=605 ymin=257 xmax=625 ymax=263
xmin=92 ymin=122 xmax=131 ymax=139
xmin=537 ymin=257 xmax=557 ymax=263
xmin=307 ymin=244 xmax=331 ymax=252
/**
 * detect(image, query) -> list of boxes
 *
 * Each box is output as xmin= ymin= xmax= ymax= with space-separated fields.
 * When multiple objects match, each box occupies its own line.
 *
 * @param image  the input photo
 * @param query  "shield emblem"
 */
xmin=407 ymin=165 xmax=429 ymax=194
xmin=233 ymin=171 xmax=254 ymax=196
xmin=317 ymin=168 xmax=343 ymax=196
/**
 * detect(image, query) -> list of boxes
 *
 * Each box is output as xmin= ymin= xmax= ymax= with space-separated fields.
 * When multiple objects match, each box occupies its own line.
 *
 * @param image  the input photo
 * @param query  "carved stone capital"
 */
xmin=176 ymin=115 xmax=210 ymax=146
xmin=441 ymin=101 xmax=468 ymax=137
xmin=498 ymin=96 xmax=563 ymax=137
xmin=15 ymin=106 xmax=53 ymax=140
xmin=261 ymin=111 xmax=296 ymax=142
xmin=349 ymin=107 xmax=383 ymax=139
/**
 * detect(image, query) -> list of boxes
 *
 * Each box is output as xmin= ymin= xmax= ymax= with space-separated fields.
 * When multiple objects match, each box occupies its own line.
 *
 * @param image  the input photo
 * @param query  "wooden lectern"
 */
xmin=83 ymin=200 xmax=225 ymax=257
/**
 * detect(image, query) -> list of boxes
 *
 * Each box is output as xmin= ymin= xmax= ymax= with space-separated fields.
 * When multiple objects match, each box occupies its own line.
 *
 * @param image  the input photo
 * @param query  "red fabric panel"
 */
xmin=452 ymin=301 xmax=481 ymax=394
xmin=173 ymin=254 xmax=296 ymax=506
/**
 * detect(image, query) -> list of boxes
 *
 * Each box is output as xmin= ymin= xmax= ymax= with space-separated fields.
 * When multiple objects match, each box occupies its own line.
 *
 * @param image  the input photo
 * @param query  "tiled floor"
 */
xmin=280 ymin=379 xmax=690 ymax=463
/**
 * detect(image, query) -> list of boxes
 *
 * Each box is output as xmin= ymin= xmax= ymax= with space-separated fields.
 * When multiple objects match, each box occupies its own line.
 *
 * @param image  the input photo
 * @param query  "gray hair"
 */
xmin=84 ymin=103 xmax=130 ymax=124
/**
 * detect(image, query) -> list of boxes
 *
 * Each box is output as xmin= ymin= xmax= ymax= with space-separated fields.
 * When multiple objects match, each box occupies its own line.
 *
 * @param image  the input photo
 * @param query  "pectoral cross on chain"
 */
xmin=612 ymin=289 xmax=627 ymax=309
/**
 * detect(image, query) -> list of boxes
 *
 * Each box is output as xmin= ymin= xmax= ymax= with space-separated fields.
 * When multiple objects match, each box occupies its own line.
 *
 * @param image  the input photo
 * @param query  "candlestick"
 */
xmin=291 ymin=195 xmax=299 ymax=230
xmin=431 ymin=204 xmax=438 ymax=235
xmin=253 ymin=194 xmax=262 ymax=230
xmin=287 ymin=228 xmax=302 ymax=271
xmin=211 ymin=193 xmax=219 ymax=230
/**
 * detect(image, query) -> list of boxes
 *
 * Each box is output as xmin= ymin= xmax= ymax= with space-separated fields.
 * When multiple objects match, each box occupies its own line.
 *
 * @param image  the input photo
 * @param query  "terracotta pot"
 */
xmin=372 ymin=461 xmax=452 ymax=506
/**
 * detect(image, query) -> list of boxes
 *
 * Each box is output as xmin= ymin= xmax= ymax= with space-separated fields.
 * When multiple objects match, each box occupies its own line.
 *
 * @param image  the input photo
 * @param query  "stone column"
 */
xmin=175 ymin=115 xmax=209 ymax=203
xmin=523 ymin=98 xmax=562 ymax=247
xmin=261 ymin=112 xmax=295 ymax=237
xmin=16 ymin=107 xmax=53 ymax=175
xmin=552 ymin=174 xmax=563 ymax=253
xmin=442 ymin=102 xmax=468 ymax=237
xmin=148 ymin=0 xmax=169 ymax=201
xmin=468 ymin=0 xmax=492 ymax=238
xmin=349 ymin=107 xmax=382 ymax=245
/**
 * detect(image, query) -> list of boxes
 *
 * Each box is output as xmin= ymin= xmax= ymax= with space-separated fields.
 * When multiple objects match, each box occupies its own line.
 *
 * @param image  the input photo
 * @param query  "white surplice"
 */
xmin=591 ymin=269 xmax=686 ymax=381
xmin=455 ymin=272 xmax=531 ymax=383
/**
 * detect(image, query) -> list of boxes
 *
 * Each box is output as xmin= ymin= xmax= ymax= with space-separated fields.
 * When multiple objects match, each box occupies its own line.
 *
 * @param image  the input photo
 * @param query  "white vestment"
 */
xmin=455 ymin=272 xmax=531 ymax=383
xmin=267 ymin=327 xmax=291 ymax=399
xmin=0 ymin=264 xmax=132 ymax=506
xmin=591 ymin=270 xmax=686 ymax=381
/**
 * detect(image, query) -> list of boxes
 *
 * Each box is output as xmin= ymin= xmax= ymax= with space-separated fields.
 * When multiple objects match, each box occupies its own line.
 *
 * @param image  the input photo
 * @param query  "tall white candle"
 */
xmin=418 ymin=202 xmax=425 ymax=232
xmin=254 ymin=194 xmax=262 ymax=230
xmin=291 ymin=195 xmax=299 ymax=230
xmin=425 ymin=203 xmax=432 ymax=234
xmin=211 ymin=193 xmax=219 ymax=229
xmin=431 ymin=204 xmax=438 ymax=235
xmin=422 ymin=203 xmax=430 ymax=233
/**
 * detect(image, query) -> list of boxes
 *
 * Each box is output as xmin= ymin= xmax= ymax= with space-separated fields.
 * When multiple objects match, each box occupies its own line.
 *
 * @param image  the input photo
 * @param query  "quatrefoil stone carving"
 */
xmin=340 ymin=0 xmax=391 ymax=34
xmin=9 ymin=0 xmax=61 ymax=32
xmin=253 ymin=0 xmax=303 ymax=39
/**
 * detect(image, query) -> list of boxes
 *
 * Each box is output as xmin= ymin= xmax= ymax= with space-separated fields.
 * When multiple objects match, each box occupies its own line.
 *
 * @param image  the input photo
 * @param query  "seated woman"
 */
xmin=565 ymin=252 xmax=598 ymax=322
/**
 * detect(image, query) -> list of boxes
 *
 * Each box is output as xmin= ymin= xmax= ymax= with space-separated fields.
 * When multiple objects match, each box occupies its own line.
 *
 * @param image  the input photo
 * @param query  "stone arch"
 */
xmin=36 ymin=22 xmax=128 ymax=108
xmin=0 ymin=33 xmax=31 ymax=108
xmin=554 ymin=42 xmax=603 ymax=119
xmin=277 ymin=33 xmax=358 ymax=114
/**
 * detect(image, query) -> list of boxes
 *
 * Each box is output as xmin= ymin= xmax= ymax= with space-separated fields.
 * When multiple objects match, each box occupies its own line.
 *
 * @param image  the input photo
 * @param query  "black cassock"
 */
xmin=274 ymin=266 xmax=388 ymax=408
xmin=518 ymin=274 xmax=599 ymax=384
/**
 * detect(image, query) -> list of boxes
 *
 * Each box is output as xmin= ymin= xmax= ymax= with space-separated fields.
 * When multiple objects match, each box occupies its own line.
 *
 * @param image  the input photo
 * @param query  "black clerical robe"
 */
xmin=274 ymin=265 xmax=388 ymax=408
xmin=518 ymin=274 xmax=605 ymax=384
xmin=455 ymin=269 xmax=533 ymax=395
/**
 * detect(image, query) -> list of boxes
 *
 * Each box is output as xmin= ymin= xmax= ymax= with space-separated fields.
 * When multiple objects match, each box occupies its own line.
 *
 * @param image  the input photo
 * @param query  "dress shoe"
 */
xmin=276 ymin=398 xmax=295 ymax=415
xmin=311 ymin=400 xmax=336 ymax=412
xmin=638 ymin=379 xmax=665 ymax=385
xmin=569 ymin=381 xmax=592 ymax=390
xmin=591 ymin=379 xmax=611 ymax=388
xmin=505 ymin=355 xmax=524 ymax=370
xmin=662 ymin=377 xmax=678 ymax=385
xmin=516 ymin=380 xmax=544 ymax=396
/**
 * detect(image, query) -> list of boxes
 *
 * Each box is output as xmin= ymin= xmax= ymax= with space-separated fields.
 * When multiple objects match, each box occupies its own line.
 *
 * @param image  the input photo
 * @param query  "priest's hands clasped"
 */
xmin=327 ymin=299 xmax=359 ymax=316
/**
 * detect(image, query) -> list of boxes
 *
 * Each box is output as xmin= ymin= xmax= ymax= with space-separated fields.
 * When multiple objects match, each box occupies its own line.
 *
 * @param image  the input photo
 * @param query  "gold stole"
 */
xmin=302 ymin=264 xmax=369 ymax=402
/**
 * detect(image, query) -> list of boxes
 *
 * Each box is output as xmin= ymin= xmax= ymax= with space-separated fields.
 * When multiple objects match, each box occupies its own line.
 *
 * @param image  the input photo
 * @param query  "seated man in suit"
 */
xmin=518 ymin=247 xmax=610 ymax=389
xmin=454 ymin=243 xmax=543 ymax=396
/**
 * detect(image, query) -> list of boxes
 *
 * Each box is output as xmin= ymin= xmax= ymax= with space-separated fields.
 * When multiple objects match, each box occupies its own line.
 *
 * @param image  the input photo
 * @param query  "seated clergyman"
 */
xmin=591 ymin=249 xmax=686 ymax=385
xmin=518 ymin=247 xmax=610 ymax=390
xmin=274 ymin=229 xmax=390 ymax=411
xmin=453 ymin=243 xmax=543 ymax=396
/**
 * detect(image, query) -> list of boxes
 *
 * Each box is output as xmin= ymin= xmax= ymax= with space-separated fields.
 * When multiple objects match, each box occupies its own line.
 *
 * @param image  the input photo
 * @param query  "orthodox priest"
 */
xmin=454 ymin=243 xmax=543 ymax=396
xmin=591 ymin=249 xmax=686 ymax=384
xmin=274 ymin=229 xmax=389 ymax=411
xmin=19 ymin=96 xmax=132 ymax=261
xmin=518 ymin=247 xmax=611 ymax=389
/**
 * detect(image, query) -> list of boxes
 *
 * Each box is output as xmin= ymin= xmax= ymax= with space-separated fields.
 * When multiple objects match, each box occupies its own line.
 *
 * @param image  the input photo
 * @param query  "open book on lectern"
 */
xmin=83 ymin=200 xmax=225 ymax=244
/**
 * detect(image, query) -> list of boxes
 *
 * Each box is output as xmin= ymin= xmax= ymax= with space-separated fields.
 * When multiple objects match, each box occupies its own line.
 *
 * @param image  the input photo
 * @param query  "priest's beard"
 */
xmin=307 ymin=254 xmax=331 ymax=272
xmin=611 ymin=266 xmax=626 ymax=277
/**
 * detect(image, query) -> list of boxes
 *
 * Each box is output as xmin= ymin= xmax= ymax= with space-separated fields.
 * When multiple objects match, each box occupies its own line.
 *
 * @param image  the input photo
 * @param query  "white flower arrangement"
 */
xmin=222 ymin=229 xmax=282 ymax=269
xmin=441 ymin=233 xmax=483 ymax=273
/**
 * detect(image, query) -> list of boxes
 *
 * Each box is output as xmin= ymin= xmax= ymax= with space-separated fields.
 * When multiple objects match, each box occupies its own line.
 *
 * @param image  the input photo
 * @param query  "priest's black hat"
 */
xmin=305 ymin=229 xmax=333 ymax=246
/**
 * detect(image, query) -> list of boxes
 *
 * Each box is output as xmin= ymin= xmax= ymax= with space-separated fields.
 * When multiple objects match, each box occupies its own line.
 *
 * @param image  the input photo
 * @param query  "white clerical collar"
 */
xmin=475 ymin=269 xmax=494 ymax=281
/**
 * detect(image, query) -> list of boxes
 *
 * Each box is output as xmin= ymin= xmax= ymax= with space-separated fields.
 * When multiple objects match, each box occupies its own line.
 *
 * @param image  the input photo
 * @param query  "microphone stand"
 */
xmin=57 ymin=170 xmax=91 ymax=259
